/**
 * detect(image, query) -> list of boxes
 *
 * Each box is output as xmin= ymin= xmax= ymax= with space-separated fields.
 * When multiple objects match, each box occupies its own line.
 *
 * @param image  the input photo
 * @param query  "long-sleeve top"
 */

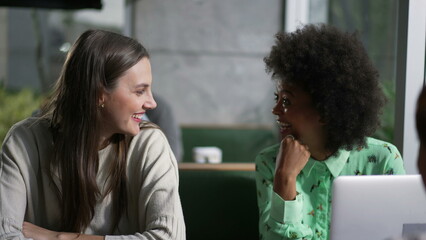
xmin=0 ymin=117 xmax=186 ymax=240
xmin=255 ymin=137 xmax=406 ymax=240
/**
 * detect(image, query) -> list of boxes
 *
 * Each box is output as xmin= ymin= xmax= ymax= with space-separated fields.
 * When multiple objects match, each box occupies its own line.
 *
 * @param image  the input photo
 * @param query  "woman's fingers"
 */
xmin=284 ymin=134 xmax=295 ymax=141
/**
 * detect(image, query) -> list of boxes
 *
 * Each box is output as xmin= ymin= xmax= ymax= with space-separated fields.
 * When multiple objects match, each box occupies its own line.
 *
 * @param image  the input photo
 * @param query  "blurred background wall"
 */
xmin=132 ymin=0 xmax=280 ymax=126
xmin=0 ymin=0 xmax=403 ymax=128
xmin=0 ymin=0 xmax=425 ymax=171
xmin=0 ymin=9 xmax=7 ymax=85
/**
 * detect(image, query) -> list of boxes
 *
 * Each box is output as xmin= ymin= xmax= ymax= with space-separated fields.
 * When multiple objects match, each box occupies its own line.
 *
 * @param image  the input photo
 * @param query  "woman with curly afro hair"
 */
xmin=255 ymin=24 xmax=406 ymax=240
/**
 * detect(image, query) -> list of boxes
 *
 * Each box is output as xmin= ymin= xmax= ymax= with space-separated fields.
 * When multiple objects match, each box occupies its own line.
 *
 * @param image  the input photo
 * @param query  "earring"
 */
xmin=100 ymin=103 xmax=105 ymax=108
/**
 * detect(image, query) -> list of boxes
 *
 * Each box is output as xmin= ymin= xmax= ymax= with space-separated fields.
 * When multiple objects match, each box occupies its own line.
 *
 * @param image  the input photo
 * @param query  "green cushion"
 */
xmin=181 ymin=126 xmax=277 ymax=163
xmin=179 ymin=170 xmax=259 ymax=240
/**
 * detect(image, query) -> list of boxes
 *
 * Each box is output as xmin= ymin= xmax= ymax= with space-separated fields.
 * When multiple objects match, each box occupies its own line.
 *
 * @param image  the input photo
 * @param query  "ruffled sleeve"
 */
xmin=255 ymin=147 xmax=313 ymax=240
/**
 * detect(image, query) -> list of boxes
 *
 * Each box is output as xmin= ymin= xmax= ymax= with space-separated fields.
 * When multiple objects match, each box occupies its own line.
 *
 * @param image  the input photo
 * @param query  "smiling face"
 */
xmin=273 ymin=83 xmax=327 ymax=151
xmin=99 ymin=57 xmax=157 ymax=140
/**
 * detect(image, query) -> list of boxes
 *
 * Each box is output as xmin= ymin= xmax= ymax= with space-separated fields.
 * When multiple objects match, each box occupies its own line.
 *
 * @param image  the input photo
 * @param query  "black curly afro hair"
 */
xmin=264 ymin=24 xmax=386 ymax=152
xmin=417 ymin=87 xmax=426 ymax=143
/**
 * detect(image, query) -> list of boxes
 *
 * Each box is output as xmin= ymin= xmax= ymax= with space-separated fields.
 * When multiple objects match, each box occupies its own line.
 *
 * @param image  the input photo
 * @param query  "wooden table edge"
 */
xmin=178 ymin=162 xmax=255 ymax=171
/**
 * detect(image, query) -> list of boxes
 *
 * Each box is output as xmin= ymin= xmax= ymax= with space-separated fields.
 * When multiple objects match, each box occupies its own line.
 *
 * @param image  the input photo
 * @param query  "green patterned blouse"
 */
xmin=255 ymin=137 xmax=406 ymax=240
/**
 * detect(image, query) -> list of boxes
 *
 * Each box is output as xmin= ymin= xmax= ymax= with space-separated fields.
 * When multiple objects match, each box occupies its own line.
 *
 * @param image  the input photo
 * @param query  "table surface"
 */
xmin=178 ymin=162 xmax=255 ymax=171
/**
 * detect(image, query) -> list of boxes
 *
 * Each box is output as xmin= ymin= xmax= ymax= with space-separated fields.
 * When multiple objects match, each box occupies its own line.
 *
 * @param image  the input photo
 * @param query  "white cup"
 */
xmin=192 ymin=146 xmax=222 ymax=164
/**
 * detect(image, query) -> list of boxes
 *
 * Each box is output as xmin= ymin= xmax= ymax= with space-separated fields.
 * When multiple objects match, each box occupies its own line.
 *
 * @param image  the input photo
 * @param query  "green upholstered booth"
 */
xmin=181 ymin=125 xmax=278 ymax=163
xmin=179 ymin=163 xmax=259 ymax=240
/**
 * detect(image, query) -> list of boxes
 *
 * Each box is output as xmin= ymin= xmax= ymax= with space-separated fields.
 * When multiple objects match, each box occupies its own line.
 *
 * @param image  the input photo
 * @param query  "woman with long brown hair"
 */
xmin=0 ymin=29 xmax=185 ymax=240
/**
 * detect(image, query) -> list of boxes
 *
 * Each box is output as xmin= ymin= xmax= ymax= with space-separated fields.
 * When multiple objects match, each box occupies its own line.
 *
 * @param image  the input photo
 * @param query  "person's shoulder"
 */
xmin=129 ymin=121 xmax=167 ymax=146
xmin=1 ymin=117 xmax=52 ymax=168
xmin=258 ymin=143 xmax=280 ymax=155
xmin=3 ymin=117 xmax=49 ymax=143
xmin=127 ymin=122 xmax=177 ymax=167
xmin=365 ymin=137 xmax=393 ymax=146
xmin=352 ymin=137 xmax=400 ymax=158
xmin=8 ymin=117 xmax=39 ymax=130
xmin=137 ymin=121 xmax=164 ymax=138
xmin=366 ymin=137 xmax=399 ymax=151
xmin=255 ymin=143 xmax=280 ymax=163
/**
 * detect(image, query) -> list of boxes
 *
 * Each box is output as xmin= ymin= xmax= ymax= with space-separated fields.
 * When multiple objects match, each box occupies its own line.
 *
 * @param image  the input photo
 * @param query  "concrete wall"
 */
xmin=134 ymin=0 xmax=282 ymax=126
xmin=6 ymin=8 xmax=50 ymax=91
xmin=7 ymin=8 xmax=39 ymax=90
xmin=3 ymin=2 xmax=126 ymax=92
xmin=0 ymin=9 xmax=7 ymax=85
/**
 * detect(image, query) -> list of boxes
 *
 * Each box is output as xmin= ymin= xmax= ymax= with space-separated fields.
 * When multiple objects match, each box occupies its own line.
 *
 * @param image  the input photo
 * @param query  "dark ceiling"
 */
xmin=0 ymin=0 xmax=102 ymax=10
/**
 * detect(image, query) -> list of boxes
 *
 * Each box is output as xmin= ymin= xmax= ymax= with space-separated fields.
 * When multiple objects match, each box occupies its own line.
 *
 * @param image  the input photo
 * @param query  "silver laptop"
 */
xmin=330 ymin=175 xmax=426 ymax=240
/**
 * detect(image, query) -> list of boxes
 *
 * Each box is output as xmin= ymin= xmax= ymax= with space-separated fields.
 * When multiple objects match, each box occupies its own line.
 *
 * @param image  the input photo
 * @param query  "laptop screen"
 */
xmin=330 ymin=175 xmax=426 ymax=240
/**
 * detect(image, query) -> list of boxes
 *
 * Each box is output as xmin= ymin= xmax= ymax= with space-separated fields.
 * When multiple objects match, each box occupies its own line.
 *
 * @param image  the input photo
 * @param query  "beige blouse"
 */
xmin=0 ymin=117 xmax=186 ymax=240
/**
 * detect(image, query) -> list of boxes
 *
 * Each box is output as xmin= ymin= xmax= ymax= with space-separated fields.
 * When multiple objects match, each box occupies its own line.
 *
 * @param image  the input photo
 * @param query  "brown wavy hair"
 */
xmin=41 ymin=29 xmax=149 ymax=232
